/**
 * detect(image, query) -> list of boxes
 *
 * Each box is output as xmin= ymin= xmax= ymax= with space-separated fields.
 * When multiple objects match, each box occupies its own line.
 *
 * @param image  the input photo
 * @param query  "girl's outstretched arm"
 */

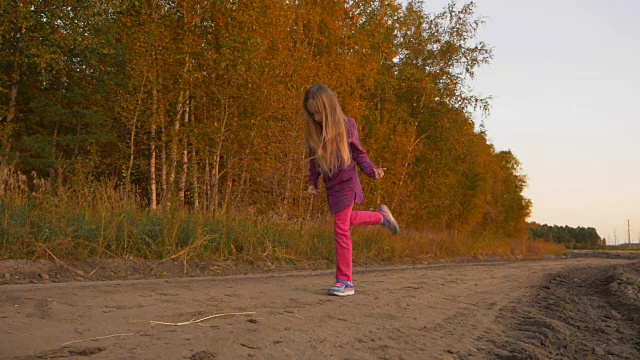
xmin=308 ymin=155 xmax=321 ymax=190
xmin=348 ymin=118 xmax=378 ymax=179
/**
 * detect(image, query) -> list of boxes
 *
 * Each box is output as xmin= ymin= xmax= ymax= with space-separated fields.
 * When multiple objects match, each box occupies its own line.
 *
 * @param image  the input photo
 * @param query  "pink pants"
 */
xmin=333 ymin=203 xmax=383 ymax=283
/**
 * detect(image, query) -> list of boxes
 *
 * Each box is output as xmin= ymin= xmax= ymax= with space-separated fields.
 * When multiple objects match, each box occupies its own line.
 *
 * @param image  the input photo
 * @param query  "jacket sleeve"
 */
xmin=308 ymin=154 xmax=321 ymax=189
xmin=348 ymin=119 xmax=377 ymax=179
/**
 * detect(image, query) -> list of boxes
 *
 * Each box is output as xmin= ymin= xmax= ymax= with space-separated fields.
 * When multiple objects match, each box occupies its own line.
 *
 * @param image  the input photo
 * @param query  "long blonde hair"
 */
xmin=303 ymin=84 xmax=351 ymax=176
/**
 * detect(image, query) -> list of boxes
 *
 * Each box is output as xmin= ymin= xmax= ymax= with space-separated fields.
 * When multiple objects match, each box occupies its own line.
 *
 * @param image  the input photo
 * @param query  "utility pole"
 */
xmin=628 ymin=220 xmax=631 ymax=245
xmin=614 ymin=229 xmax=617 ymax=246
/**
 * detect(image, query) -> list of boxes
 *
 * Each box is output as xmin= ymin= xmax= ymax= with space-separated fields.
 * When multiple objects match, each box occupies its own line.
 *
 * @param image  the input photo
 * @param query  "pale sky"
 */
xmin=420 ymin=0 xmax=640 ymax=243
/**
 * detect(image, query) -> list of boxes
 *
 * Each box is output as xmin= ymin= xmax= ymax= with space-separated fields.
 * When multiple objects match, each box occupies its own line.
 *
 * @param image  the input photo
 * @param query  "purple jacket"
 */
xmin=309 ymin=118 xmax=377 ymax=214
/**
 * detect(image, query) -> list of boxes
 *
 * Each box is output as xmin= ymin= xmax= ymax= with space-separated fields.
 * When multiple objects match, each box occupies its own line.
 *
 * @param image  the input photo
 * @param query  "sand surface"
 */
xmin=1 ymin=255 xmax=639 ymax=359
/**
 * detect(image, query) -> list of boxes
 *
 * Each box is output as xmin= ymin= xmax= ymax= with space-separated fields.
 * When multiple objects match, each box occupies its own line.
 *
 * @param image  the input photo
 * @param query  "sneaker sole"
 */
xmin=380 ymin=204 xmax=399 ymax=235
xmin=328 ymin=289 xmax=355 ymax=296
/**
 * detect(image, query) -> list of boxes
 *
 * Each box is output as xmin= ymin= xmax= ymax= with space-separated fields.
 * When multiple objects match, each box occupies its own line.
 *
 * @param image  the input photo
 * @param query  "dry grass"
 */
xmin=0 ymin=161 xmax=566 ymax=265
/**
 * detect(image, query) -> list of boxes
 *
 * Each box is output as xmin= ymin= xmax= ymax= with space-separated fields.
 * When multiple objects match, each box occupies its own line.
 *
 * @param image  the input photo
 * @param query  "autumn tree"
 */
xmin=1 ymin=0 xmax=534 ymax=238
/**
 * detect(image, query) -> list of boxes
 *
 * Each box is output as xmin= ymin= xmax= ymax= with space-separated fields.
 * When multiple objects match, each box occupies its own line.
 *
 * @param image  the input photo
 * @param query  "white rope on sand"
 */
xmin=61 ymin=312 xmax=256 ymax=345
xmin=137 ymin=311 xmax=257 ymax=326
xmin=62 ymin=333 xmax=134 ymax=346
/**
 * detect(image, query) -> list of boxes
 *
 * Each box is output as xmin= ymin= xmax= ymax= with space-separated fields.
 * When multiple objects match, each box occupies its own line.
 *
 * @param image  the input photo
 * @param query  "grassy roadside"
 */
xmin=1 ymin=163 xmax=566 ymax=267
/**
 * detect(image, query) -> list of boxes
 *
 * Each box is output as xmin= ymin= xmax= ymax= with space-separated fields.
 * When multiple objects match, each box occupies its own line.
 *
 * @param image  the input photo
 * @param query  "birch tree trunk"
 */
xmin=169 ymin=90 xmax=184 ymax=200
xmin=160 ymin=93 xmax=167 ymax=206
xmin=178 ymin=96 xmax=190 ymax=204
xmin=6 ymin=63 xmax=19 ymax=124
xmin=189 ymin=97 xmax=198 ymax=210
xmin=283 ymin=151 xmax=293 ymax=210
xmin=3 ymin=63 xmax=20 ymax=152
xmin=212 ymin=141 xmax=220 ymax=216
xmin=237 ymin=127 xmax=255 ymax=207
xmin=125 ymin=71 xmax=147 ymax=192
xmin=211 ymin=106 xmax=229 ymax=216
xmin=205 ymin=157 xmax=210 ymax=211
xmin=168 ymin=56 xmax=191 ymax=203
xmin=150 ymin=74 xmax=158 ymax=210
xmin=298 ymin=146 xmax=306 ymax=217
xmin=50 ymin=78 xmax=65 ymax=171
xmin=392 ymin=133 xmax=424 ymax=209
xmin=222 ymin=159 xmax=233 ymax=214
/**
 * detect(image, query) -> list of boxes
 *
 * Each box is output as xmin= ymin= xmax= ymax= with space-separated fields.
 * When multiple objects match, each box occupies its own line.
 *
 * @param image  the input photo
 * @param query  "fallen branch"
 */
xmin=37 ymin=243 xmax=85 ymax=277
xmin=161 ymin=237 xmax=213 ymax=274
xmin=62 ymin=333 xmax=134 ymax=346
xmin=88 ymin=266 xmax=100 ymax=277
xmin=137 ymin=311 xmax=256 ymax=326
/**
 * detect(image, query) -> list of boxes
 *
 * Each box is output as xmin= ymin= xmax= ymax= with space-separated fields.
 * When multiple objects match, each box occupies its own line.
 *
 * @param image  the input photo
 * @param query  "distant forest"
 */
xmin=528 ymin=223 xmax=604 ymax=249
xmin=1 ymin=0 xmax=531 ymax=237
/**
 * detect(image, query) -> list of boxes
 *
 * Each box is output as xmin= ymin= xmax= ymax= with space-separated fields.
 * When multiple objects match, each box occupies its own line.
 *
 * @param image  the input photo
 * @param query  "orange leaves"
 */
xmin=3 ymin=0 xmax=528 ymax=241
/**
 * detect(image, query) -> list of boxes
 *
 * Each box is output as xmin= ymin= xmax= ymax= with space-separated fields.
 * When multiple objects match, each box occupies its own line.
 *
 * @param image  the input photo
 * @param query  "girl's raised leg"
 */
xmin=350 ymin=210 xmax=383 ymax=227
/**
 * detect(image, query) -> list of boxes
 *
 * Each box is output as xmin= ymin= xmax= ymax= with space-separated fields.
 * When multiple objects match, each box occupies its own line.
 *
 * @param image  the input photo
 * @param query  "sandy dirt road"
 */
xmin=1 ymin=256 xmax=639 ymax=359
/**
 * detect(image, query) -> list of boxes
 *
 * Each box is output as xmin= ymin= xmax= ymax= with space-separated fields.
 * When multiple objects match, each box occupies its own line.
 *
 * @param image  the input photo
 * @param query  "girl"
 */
xmin=303 ymin=84 xmax=399 ymax=297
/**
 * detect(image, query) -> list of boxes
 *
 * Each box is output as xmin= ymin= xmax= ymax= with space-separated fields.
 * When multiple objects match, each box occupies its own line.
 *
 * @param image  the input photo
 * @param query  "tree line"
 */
xmin=528 ymin=223 xmax=604 ymax=249
xmin=1 ymin=0 xmax=531 ymax=238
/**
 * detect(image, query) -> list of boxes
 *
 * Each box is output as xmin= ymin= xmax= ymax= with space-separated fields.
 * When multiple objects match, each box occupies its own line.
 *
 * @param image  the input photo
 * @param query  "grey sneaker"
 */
xmin=379 ymin=204 xmax=399 ymax=235
xmin=328 ymin=280 xmax=355 ymax=296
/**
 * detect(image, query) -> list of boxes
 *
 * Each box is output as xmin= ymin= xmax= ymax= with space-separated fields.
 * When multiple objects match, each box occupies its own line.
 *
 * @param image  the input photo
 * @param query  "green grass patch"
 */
xmin=0 ymin=164 xmax=566 ymax=265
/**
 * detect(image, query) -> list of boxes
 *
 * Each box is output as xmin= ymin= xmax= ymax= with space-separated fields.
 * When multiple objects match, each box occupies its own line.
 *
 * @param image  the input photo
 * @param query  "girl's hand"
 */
xmin=308 ymin=185 xmax=319 ymax=195
xmin=374 ymin=168 xmax=386 ymax=180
